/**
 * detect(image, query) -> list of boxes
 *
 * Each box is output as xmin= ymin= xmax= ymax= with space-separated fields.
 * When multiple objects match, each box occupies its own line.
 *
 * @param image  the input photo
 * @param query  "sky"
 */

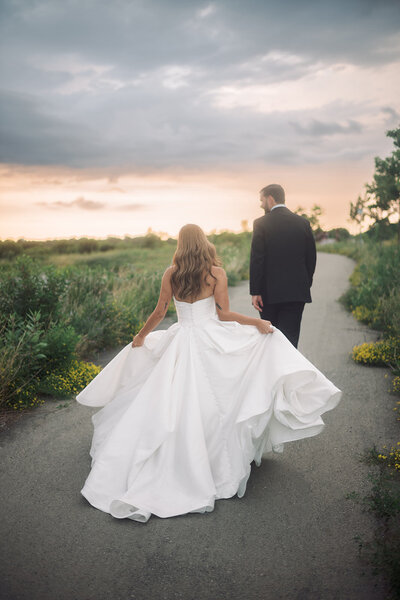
xmin=1 ymin=0 xmax=400 ymax=240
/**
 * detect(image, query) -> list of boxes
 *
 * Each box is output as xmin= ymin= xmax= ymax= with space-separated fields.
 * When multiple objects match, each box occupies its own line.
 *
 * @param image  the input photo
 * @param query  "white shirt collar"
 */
xmin=270 ymin=203 xmax=286 ymax=211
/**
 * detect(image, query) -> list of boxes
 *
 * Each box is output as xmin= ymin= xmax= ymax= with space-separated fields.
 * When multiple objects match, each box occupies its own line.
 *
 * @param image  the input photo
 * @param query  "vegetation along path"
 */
xmin=0 ymin=252 xmax=396 ymax=600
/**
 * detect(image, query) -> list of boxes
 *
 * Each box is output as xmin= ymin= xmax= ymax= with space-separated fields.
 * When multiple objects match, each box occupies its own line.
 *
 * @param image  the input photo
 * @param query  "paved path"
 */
xmin=0 ymin=253 xmax=397 ymax=600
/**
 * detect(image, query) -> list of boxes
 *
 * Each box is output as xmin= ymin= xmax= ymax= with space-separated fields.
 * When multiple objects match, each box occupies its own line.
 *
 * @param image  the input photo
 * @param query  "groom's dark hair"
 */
xmin=260 ymin=184 xmax=285 ymax=205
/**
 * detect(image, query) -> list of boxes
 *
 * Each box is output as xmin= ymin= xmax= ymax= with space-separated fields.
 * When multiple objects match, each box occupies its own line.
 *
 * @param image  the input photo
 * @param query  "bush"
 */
xmin=125 ymin=270 xmax=166 ymax=321
xmin=380 ymin=290 xmax=400 ymax=339
xmin=351 ymin=305 xmax=379 ymax=325
xmin=377 ymin=444 xmax=400 ymax=473
xmin=38 ymin=359 xmax=101 ymax=398
xmin=41 ymin=322 xmax=80 ymax=371
xmin=326 ymin=228 xmax=351 ymax=241
xmin=0 ymin=255 xmax=66 ymax=326
xmin=0 ymin=311 xmax=47 ymax=408
xmin=340 ymin=243 xmax=400 ymax=337
xmin=324 ymin=239 xmax=400 ymax=398
xmin=392 ymin=378 xmax=400 ymax=395
xmin=57 ymin=265 xmax=147 ymax=355
xmin=0 ymin=240 xmax=23 ymax=259
xmin=78 ymin=239 xmax=98 ymax=253
xmin=6 ymin=381 xmax=44 ymax=411
xmin=141 ymin=233 xmax=163 ymax=248
xmin=352 ymin=338 xmax=400 ymax=367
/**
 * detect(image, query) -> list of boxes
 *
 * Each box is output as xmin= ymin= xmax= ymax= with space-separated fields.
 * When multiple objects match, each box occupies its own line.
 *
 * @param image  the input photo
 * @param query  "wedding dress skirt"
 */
xmin=76 ymin=295 xmax=341 ymax=523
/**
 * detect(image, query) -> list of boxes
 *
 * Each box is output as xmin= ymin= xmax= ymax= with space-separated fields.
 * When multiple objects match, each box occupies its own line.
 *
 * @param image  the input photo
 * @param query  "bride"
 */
xmin=76 ymin=224 xmax=341 ymax=523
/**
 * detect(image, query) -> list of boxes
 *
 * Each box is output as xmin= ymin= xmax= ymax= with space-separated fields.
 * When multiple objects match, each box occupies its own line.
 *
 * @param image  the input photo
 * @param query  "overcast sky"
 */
xmin=1 ymin=0 xmax=400 ymax=239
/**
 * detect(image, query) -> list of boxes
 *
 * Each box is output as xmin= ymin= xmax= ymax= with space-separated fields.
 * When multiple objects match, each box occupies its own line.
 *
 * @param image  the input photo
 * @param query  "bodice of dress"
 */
xmin=173 ymin=295 xmax=217 ymax=326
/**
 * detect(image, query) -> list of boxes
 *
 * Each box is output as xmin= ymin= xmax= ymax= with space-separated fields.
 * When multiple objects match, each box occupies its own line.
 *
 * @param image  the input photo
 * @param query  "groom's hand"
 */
xmin=252 ymin=295 xmax=263 ymax=312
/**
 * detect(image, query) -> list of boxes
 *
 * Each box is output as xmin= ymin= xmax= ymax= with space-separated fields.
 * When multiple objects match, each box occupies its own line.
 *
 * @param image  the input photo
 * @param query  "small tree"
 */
xmin=294 ymin=204 xmax=324 ymax=238
xmin=353 ymin=125 xmax=400 ymax=242
xmin=326 ymin=227 xmax=351 ymax=241
xmin=349 ymin=194 xmax=368 ymax=237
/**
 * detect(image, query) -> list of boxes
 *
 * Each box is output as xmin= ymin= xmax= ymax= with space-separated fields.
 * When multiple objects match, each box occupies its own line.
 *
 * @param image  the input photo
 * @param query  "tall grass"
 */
xmin=0 ymin=232 xmax=252 ymax=409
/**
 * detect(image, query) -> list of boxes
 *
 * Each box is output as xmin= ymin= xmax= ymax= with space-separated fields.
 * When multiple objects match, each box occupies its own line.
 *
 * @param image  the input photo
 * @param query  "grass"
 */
xmin=0 ymin=231 xmax=252 ymax=411
xmin=45 ymin=245 xmax=176 ymax=271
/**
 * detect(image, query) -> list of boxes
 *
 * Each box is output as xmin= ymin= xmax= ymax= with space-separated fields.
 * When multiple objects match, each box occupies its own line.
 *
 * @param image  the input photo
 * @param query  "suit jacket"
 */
xmin=249 ymin=206 xmax=316 ymax=304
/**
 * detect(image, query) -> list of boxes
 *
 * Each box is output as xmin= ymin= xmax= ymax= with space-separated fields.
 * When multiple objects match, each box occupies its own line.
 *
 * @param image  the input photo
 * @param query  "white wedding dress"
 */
xmin=76 ymin=295 xmax=341 ymax=523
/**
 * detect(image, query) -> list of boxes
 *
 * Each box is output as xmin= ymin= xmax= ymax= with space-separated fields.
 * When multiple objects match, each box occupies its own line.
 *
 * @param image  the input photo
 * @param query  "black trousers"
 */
xmin=260 ymin=301 xmax=305 ymax=348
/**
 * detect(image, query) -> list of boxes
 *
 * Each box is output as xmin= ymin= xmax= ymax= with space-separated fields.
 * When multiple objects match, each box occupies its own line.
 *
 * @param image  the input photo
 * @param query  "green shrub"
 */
xmin=0 ymin=255 xmax=66 ymax=326
xmin=380 ymin=290 xmax=400 ymax=339
xmin=325 ymin=239 xmax=400 ymax=397
xmin=126 ymin=270 xmax=167 ymax=321
xmin=0 ymin=240 xmax=23 ymax=259
xmin=41 ymin=322 xmax=80 ymax=371
xmin=78 ymin=239 xmax=98 ymax=253
xmin=57 ymin=265 xmax=152 ymax=355
xmin=38 ymin=359 xmax=101 ymax=398
xmin=340 ymin=243 xmax=400 ymax=337
xmin=352 ymin=338 xmax=400 ymax=367
xmin=6 ymin=381 xmax=44 ymax=411
xmin=392 ymin=377 xmax=400 ymax=395
xmin=0 ymin=311 xmax=47 ymax=408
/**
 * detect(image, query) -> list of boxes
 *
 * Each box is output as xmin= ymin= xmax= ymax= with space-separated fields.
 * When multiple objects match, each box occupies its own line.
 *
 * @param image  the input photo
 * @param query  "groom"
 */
xmin=249 ymin=184 xmax=316 ymax=348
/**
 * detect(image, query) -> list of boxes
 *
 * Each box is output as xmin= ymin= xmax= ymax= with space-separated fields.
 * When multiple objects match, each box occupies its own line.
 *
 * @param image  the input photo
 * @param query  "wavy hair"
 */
xmin=170 ymin=224 xmax=222 ymax=300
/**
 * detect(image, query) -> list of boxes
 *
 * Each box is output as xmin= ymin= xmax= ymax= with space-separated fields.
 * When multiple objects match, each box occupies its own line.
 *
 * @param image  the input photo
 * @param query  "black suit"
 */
xmin=249 ymin=206 xmax=316 ymax=347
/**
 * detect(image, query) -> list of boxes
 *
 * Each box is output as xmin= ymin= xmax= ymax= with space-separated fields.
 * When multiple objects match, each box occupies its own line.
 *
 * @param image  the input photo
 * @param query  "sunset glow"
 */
xmin=1 ymin=160 xmax=378 ymax=240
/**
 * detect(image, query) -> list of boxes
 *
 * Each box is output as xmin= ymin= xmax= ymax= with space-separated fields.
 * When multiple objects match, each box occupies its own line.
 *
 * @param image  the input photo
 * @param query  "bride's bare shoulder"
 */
xmin=162 ymin=265 xmax=175 ymax=279
xmin=211 ymin=265 xmax=227 ymax=280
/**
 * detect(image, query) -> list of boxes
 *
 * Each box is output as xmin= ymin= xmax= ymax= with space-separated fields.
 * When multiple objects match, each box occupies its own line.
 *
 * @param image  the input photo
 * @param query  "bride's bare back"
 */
xmin=132 ymin=264 xmax=272 ymax=347
xmin=172 ymin=267 xmax=217 ymax=304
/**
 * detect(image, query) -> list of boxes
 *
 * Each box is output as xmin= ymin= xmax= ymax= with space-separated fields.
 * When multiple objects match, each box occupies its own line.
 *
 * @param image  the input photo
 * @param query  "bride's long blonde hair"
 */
xmin=170 ymin=224 xmax=222 ymax=300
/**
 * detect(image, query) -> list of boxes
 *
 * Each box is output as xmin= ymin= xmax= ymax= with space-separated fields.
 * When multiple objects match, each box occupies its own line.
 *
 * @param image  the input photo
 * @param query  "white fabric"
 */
xmin=76 ymin=295 xmax=341 ymax=523
xmin=270 ymin=203 xmax=286 ymax=211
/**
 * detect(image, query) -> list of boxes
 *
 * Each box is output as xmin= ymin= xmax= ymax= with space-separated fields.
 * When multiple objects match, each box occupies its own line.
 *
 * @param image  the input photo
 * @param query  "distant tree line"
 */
xmin=0 ymin=233 xmax=175 ymax=260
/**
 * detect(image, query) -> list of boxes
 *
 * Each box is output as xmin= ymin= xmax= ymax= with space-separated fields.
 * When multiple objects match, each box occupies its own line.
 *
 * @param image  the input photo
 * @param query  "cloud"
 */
xmin=115 ymin=203 xmax=147 ymax=211
xmin=290 ymin=119 xmax=363 ymax=137
xmin=0 ymin=0 xmax=399 ymax=172
xmin=36 ymin=196 xmax=106 ymax=210
xmin=0 ymin=90 xmax=109 ymax=167
xmin=197 ymin=4 xmax=217 ymax=19
xmin=98 ymin=186 xmax=127 ymax=193
xmin=381 ymin=106 xmax=400 ymax=123
xmin=162 ymin=66 xmax=192 ymax=90
xmin=35 ymin=197 xmax=147 ymax=211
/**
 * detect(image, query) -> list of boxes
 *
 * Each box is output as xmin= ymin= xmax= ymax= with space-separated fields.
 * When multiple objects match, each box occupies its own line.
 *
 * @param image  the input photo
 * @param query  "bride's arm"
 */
xmin=132 ymin=267 xmax=173 ymax=347
xmin=213 ymin=267 xmax=273 ymax=333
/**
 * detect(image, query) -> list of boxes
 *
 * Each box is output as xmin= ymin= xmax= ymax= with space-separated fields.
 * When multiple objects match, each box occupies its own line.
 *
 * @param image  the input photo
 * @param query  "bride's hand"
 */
xmin=256 ymin=319 xmax=273 ymax=334
xmin=132 ymin=334 xmax=145 ymax=348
